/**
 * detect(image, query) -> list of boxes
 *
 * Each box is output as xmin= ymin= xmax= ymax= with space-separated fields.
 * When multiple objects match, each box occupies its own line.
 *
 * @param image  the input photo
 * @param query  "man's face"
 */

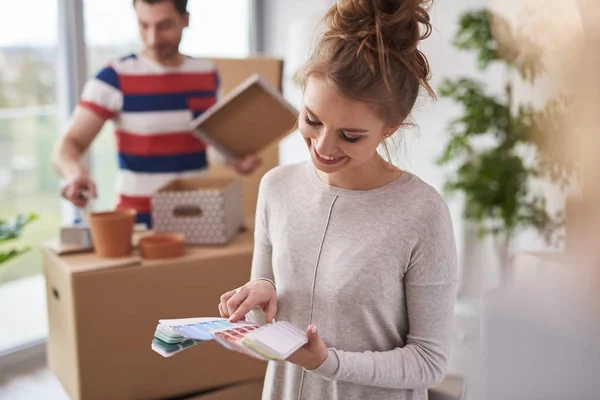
xmin=134 ymin=0 xmax=188 ymax=62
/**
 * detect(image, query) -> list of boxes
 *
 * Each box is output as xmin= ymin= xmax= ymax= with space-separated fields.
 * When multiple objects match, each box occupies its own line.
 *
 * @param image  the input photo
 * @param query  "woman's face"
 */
xmin=299 ymin=75 xmax=395 ymax=175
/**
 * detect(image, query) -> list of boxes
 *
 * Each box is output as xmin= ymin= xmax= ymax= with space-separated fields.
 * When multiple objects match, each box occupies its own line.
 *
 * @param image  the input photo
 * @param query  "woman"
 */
xmin=218 ymin=0 xmax=457 ymax=399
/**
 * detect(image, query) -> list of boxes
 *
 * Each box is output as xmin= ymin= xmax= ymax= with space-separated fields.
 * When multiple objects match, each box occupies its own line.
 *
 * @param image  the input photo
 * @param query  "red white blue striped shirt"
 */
xmin=79 ymin=53 xmax=218 ymax=227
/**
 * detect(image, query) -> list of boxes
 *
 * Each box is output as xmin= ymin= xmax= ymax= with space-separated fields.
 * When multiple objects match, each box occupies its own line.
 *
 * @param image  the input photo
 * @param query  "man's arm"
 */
xmin=54 ymin=64 xmax=123 ymax=207
xmin=53 ymin=106 xmax=105 ymax=180
xmin=52 ymin=106 xmax=106 ymax=207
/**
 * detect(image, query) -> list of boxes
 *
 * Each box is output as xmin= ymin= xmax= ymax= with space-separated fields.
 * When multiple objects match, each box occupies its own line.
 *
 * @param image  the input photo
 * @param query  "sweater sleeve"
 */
xmin=309 ymin=198 xmax=458 ymax=390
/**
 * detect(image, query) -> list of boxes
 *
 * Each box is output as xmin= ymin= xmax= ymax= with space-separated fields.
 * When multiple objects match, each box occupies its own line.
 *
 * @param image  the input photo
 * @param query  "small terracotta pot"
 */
xmin=138 ymin=233 xmax=185 ymax=260
xmin=88 ymin=209 xmax=136 ymax=258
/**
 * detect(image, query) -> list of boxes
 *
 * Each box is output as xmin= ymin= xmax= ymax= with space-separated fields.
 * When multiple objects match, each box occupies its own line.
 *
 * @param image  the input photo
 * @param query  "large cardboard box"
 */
xmin=42 ymin=229 xmax=266 ymax=400
xmin=208 ymin=57 xmax=290 ymax=219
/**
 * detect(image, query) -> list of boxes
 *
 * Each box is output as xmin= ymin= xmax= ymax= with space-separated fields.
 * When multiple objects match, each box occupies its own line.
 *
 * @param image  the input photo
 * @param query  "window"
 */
xmin=84 ymin=0 xmax=253 ymax=211
xmin=181 ymin=1 xmax=251 ymax=57
xmin=0 ymin=0 xmax=254 ymax=356
xmin=0 ymin=0 xmax=59 ymax=352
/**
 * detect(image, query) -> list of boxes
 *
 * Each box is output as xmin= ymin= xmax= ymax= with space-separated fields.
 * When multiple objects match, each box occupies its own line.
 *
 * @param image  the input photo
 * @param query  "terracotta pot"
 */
xmin=138 ymin=233 xmax=185 ymax=260
xmin=88 ymin=209 xmax=136 ymax=258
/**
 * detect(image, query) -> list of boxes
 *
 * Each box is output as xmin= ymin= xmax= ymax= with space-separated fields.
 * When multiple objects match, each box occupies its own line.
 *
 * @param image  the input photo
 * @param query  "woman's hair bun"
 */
xmin=324 ymin=0 xmax=433 ymax=95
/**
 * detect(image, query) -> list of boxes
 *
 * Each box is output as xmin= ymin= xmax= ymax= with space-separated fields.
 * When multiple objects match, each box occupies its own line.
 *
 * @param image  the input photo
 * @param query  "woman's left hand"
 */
xmin=286 ymin=324 xmax=329 ymax=371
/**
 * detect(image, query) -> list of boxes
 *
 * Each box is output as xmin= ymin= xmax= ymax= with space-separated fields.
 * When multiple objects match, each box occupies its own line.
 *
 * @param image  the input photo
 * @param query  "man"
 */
xmin=53 ymin=0 xmax=260 ymax=227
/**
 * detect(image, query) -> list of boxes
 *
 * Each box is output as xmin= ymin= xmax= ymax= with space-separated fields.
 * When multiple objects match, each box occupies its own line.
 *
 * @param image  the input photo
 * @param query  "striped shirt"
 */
xmin=79 ymin=53 xmax=218 ymax=227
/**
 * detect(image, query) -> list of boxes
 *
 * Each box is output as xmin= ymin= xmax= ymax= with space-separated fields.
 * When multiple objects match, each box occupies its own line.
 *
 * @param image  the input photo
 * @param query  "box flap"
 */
xmin=43 ymin=246 xmax=142 ymax=274
xmin=45 ymin=240 xmax=92 ymax=256
xmin=191 ymin=75 xmax=298 ymax=160
xmin=156 ymin=176 xmax=239 ymax=193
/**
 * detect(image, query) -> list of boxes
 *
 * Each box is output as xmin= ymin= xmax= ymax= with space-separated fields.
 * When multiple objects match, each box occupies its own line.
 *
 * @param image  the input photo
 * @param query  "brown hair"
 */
xmin=133 ymin=0 xmax=188 ymax=15
xmin=299 ymin=0 xmax=435 ymax=128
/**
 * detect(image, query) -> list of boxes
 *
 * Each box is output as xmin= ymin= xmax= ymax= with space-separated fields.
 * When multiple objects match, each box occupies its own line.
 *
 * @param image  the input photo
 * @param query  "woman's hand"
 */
xmin=218 ymin=279 xmax=277 ymax=322
xmin=287 ymin=324 xmax=329 ymax=371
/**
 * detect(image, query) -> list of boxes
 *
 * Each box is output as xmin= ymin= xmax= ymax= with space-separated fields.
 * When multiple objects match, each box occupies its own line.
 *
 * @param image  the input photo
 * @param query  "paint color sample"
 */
xmin=151 ymin=317 xmax=308 ymax=360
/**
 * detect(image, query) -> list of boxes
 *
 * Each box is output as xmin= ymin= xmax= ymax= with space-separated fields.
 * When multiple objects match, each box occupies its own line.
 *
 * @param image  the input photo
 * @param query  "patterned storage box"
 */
xmin=151 ymin=176 xmax=244 ymax=245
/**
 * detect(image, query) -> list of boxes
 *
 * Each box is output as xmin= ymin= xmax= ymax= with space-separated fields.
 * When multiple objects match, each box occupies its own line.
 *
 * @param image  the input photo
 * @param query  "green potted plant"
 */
xmin=438 ymin=9 xmax=578 ymax=284
xmin=0 ymin=213 xmax=38 ymax=269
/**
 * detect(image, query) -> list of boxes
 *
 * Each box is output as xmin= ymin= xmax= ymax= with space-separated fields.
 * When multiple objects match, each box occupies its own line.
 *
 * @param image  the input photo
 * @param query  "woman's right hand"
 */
xmin=218 ymin=279 xmax=278 ymax=323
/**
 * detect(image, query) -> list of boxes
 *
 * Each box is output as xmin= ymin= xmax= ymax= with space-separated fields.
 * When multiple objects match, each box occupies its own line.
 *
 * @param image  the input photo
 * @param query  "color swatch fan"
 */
xmin=151 ymin=317 xmax=307 ymax=361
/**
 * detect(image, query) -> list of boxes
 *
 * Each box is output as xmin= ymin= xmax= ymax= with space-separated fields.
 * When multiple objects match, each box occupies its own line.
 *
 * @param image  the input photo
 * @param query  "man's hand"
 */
xmin=53 ymin=106 xmax=105 ymax=206
xmin=61 ymin=174 xmax=98 ymax=208
xmin=229 ymin=155 xmax=262 ymax=175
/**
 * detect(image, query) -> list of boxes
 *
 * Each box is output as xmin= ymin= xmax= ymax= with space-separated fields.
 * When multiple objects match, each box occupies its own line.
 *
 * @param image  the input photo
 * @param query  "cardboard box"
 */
xmin=152 ymin=176 xmax=244 ymax=245
xmin=207 ymin=57 xmax=290 ymax=219
xmin=192 ymin=75 xmax=297 ymax=162
xmin=42 ymin=229 xmax=266 ymax=400
xmin=210 ymin=57 xmax=284 ymax=96
xmin=185 ymin=379 xmax=264 ymax=399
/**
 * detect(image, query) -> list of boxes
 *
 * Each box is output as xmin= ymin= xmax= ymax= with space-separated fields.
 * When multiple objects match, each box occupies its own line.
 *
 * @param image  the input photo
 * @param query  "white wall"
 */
xmin=260 ymin=0 xmax=334 ymax=165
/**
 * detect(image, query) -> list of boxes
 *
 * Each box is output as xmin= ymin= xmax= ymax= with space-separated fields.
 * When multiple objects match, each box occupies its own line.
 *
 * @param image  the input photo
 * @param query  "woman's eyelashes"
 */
xmin=304 ymin=115 xmax=321 ymax=127
xmin=340 ymin=132 xmax=360 ymax=143
xmin=304 ymin=116 xmax=360 ymax=143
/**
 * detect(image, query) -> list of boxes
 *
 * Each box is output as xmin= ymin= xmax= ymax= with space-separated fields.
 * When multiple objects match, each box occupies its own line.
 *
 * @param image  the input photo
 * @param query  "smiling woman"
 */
xmin=218 ymin=1 xmax=458 ymax=400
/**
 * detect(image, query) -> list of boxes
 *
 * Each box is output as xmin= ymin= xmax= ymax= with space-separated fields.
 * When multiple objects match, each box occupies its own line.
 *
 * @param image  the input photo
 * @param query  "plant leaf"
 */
xmin=0 ymin=213 xmax=39 ymax=243
xmin=0 ymin=247 xmax=32 ymax=267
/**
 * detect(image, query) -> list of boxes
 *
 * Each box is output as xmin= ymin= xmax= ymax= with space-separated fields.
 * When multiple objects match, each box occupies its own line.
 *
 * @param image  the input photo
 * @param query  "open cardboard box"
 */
xmin=191 ymin=74 xmax=298 ymax=161
xmin=205 ymin=57 xmax=295 ymax=219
